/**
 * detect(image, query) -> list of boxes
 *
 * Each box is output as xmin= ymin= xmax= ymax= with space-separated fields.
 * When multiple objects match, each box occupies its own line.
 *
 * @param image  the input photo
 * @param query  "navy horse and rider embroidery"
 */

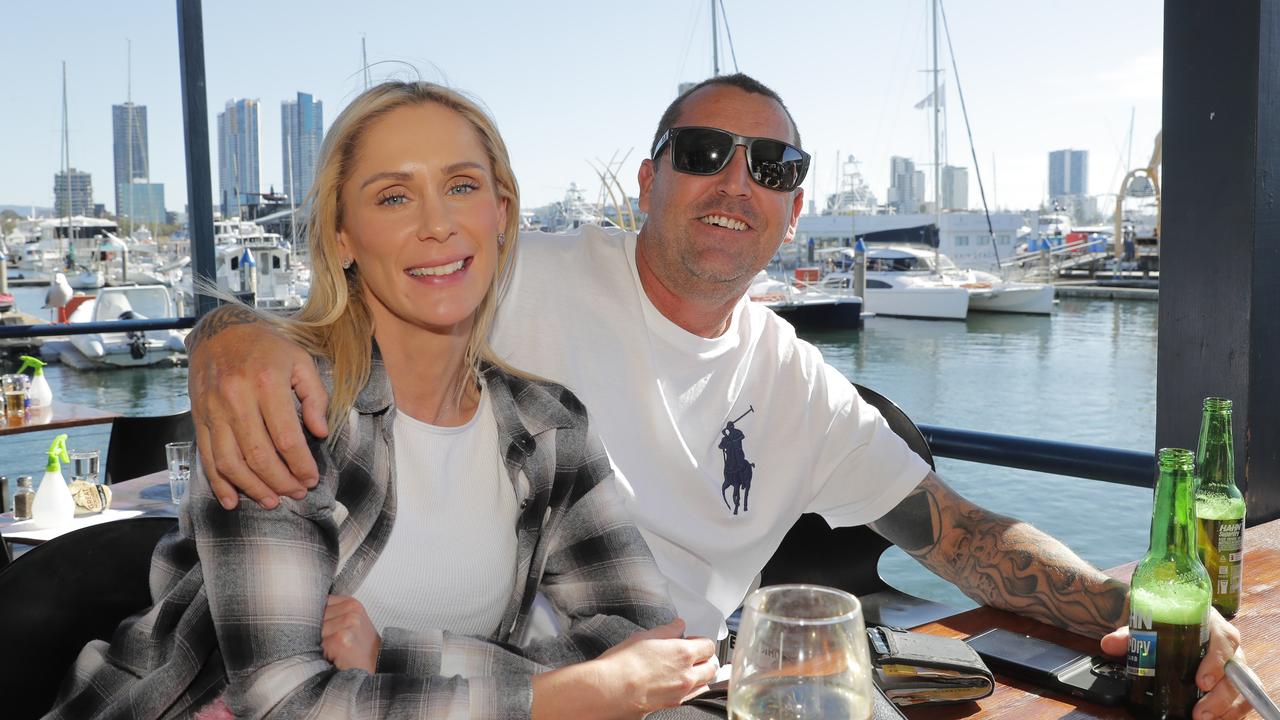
xmin=720 ymin=406 xmax=756 ymax=515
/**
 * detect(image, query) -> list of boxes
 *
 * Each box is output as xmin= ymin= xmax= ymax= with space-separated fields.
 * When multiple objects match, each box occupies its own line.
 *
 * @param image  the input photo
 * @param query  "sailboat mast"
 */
xmin=931 ymin=0 xmax=941 ymax=265
xmin=362 ymin=36 xmax=371 ymax=90
xmin=61 ymin=61 xmax=71 ymax=261
xmin=127 ymin=39 xmax=135 ymax=235
xmin=711 ymin=0 xmax=720 ymax=76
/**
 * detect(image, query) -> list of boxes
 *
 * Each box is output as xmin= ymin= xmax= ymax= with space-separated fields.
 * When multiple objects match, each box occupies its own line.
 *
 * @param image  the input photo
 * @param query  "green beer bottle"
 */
xmin=1194 ymin=397 xmax=1245 ymax=618
xmin=1127 ymin=448 xmax=1212 ymax=720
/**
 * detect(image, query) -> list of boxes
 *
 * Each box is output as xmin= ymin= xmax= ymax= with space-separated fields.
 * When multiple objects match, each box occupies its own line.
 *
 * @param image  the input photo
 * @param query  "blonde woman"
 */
xmin=44 ymin=82 xmax=716 ymax=720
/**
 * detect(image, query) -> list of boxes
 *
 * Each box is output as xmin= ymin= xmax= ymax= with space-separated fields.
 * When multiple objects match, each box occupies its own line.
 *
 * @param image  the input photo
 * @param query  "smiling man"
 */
xmin=186 ymin=74 xmax=1249 ymax=719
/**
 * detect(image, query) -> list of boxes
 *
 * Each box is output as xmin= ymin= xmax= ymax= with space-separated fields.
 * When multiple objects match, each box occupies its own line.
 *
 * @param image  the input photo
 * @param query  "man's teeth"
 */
xmin=700 ymin=215 xmax=747 ymax=231
xmin=408 ymin=259 xmax=466 ymax=277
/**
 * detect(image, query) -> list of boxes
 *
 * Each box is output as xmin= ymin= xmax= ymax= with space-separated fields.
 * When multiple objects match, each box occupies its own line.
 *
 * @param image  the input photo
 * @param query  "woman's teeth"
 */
xmin=408 ymin=259 xmax=466 ymax=277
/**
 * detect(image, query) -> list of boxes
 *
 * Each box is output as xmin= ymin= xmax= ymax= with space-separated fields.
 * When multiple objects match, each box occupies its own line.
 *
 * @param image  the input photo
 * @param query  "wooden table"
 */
xmin=0 ymin=401 xmax=121 ymax=436
xmin=905 ymin=517 xmax=1280 ymax=719
xmin=0 ymin=471 xmax=174 ymax=546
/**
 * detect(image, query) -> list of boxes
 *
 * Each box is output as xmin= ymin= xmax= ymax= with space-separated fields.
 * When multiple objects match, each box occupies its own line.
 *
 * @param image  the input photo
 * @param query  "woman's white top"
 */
xmin=354 ymin=388 xmax=519 ymax=636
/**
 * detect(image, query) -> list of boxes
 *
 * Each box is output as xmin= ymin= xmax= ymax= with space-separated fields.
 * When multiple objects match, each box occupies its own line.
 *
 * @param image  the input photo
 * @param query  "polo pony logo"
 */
xmin=720 ymin=405 xmax=756 ymax=515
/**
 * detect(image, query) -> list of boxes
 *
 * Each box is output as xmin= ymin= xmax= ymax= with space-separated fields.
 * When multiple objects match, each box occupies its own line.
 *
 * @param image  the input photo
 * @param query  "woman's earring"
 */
xmin=341 ymin=257 xmax=353 ymax=270
xmin=497 ymin=232 xmax=506 ymax=248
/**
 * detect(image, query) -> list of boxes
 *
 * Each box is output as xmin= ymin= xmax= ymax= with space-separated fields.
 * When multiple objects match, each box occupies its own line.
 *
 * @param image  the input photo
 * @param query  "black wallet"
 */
xmin=682 ymin=679 xmax=906 ymax=720
xmin=867 ymin=625 xmax=995 ymax=706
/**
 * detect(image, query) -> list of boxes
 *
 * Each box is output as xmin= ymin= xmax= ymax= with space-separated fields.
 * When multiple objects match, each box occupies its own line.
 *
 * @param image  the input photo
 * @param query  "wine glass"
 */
xmin=728 ymin=584 xmax=874 ymax=720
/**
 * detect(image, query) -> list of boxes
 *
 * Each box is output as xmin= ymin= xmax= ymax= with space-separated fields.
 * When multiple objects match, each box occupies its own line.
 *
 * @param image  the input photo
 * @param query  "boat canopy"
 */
xmin=854 ymin=224 xmax=939 ymax=247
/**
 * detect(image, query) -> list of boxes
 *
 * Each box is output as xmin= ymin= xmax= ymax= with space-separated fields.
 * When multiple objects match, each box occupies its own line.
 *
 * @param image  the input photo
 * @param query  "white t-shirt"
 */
xmin=354 ymin=388 xmax=518 ymax=637
xmin=492 ymin=227 xmax=931 ymax=638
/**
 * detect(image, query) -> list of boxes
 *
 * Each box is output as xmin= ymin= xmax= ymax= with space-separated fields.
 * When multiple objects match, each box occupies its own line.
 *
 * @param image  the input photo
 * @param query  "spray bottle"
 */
xmin=19 ymin=355 xmax=52 ymax=409
xmin=32 ymin=433 xmax=74 ymax=528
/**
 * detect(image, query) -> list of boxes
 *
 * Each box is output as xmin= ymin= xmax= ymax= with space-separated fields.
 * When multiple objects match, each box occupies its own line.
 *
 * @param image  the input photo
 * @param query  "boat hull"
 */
xmin=769 ymin=298 xmax=864 ymax=330
xmin=58 ymin=341 xmax=185 ymax=369
xmin=967 ymin=284 xmax=1055 ymax=315
xmin=865 ymin=287 xmax=969 ymax=320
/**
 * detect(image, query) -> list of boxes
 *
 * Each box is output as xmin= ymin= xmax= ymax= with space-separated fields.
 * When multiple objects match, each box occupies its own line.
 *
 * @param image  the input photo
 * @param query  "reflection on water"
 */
xmin=805 ymin=299 xmax=1157 ymax=608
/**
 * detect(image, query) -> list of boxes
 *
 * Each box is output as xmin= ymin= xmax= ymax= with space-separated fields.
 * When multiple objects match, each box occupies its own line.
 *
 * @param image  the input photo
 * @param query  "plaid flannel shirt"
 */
xmin=45 ymin=358 xmax=675 ymax=720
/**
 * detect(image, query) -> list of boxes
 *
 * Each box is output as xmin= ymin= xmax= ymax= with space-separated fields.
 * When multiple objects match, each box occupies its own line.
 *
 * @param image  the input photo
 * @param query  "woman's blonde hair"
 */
xmin=281 ymin=81 xmax=520 ymax=434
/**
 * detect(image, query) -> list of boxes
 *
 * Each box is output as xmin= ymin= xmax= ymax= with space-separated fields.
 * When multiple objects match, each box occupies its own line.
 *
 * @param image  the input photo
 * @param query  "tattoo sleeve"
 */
xmin=870 ymin=472 xmax=1129 ymax=638
xmin=184 ymin=304 xmax=267 ymax=353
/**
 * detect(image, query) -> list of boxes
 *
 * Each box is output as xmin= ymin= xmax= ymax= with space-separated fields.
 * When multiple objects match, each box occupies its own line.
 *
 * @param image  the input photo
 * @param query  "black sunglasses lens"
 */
xmin=673 ymin=128 xmax=735 ymax=174
xmin=749 ymin=140 xmax=806 ymax=190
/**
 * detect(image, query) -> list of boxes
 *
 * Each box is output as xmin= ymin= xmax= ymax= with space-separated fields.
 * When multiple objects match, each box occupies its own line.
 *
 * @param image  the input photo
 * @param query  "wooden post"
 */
xmin=1158 ymin=0 xmax=1280 ymax=525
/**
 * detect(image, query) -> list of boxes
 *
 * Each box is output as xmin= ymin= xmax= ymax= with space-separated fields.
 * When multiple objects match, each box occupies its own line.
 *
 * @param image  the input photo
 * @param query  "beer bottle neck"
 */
xmin=1196 ymin=407 xmax=1236 ymax=492
xmin=1150 ymin=456 xmax=1199 ymax=562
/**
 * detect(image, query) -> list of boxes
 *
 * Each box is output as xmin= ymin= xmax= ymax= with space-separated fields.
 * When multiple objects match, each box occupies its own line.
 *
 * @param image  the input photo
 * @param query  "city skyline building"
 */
xmin=1048 ymin=148 xmax=1088 ymax=200
xmin=887 ymin=156 xmax=925 ymax=213
xmin=120 ymin=180 xmax=166 ymax=225
xmin=941 ymin=165 xmax=969 ymax=211
xmin=217 ymin=98 xmax=261 ymax=218
xmin=112 ymin=102 xmax=151 ymax=220
xmin=54 ymin=168 xmax=94 ymax=216
xmin=281 ymin=91 xmax=323 ymax=206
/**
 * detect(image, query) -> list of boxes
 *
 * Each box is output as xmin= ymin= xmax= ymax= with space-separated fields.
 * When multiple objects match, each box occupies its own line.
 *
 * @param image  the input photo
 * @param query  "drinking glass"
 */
xmin=728 ymin=584 xmax=874 ymax=720
xmin=69 ymin=449 xmax=101 ymax=484
xmin=2 ymin=374 xmax=28 ymax=420
xmin=165 ymin=441 xmax=192 ymax=504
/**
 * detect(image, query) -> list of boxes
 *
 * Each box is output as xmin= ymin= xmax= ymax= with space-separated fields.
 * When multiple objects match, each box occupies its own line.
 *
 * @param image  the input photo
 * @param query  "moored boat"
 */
xmin=749 ymin=271 xmax=863 ymax=329
xmin=58 ymin=285 xmax=187 ymax=369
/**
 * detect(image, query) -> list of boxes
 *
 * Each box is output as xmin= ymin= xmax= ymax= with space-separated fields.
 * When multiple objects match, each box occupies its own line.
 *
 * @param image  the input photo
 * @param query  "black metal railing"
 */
xmin=0 ymin=318 xmax=196 ymax=339
xmin=919 ymin=423 xmax=1154 ymax=488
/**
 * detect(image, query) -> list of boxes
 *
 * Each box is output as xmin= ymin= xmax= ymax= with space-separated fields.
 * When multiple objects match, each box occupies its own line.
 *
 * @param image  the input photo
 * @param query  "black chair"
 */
xmin=759 ymin=383 xmax=960 ymax=629
xmin=104 ymin=410 xmax=195 ymax=484
xmin=0 ymin=516 xmax=177 ymax=720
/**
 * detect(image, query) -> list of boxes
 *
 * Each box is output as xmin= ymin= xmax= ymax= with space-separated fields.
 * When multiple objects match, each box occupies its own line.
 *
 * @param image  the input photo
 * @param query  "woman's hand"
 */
xmin=322 ymin=595 xmax=381 ymax=673
xmin=594 ymin=619 xmax=720 ymax=716
xmin=532 ymin=619 xmax=719 ymax=720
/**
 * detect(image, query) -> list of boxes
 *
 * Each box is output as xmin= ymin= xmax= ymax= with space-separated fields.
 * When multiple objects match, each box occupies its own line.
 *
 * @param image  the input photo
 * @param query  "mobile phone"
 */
xmin=965 ymin=628 xmax=1128 ymax=706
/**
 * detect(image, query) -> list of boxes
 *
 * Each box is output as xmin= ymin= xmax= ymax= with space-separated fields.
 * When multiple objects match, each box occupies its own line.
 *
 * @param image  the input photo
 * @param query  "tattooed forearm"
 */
xmin=871 ymin=472 xmax=1129 ymax=638
xmin=184 ymin=304 xmax=265 ymax=353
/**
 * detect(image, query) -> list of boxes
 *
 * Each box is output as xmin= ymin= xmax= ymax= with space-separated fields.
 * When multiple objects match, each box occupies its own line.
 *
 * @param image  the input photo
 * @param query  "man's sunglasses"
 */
xmin=651 ymin=126 xmax=811 ymax=192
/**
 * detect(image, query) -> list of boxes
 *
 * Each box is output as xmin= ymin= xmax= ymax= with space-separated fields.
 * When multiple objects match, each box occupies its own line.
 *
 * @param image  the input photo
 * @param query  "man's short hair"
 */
xmin=650 ymin=73 xmax=802 ymax=158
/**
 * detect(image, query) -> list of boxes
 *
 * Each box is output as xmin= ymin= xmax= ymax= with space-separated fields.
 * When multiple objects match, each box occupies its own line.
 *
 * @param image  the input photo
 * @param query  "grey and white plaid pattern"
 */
xmin=44 ymin=358 xmax=675 ymax=720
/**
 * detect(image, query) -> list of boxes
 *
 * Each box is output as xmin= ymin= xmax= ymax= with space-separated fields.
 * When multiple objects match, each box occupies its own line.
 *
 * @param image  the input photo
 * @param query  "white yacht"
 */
xmin=177 ymin=219 xmax=306 ymax=310
xmin=819 ymin=243 xmax=1054 ymax=317
xmin=940 ymin=263 xmax=1055 ymax=315
xmin=818 ymin=246 xmax=970 ymax=321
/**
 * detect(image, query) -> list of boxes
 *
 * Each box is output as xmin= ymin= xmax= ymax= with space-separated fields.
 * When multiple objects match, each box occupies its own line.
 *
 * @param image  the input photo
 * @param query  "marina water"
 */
xmin=2 ymin=287 xmax=1155 ymax=608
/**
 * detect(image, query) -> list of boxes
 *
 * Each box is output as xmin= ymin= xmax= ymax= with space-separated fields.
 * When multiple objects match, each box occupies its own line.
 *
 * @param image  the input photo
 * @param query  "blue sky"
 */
xmin=1 ymin=0 xmax=1162 ymax=213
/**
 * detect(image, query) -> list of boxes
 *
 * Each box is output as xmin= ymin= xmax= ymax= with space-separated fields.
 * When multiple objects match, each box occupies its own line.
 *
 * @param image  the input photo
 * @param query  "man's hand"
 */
xmin=187 ymin=305 xmax=329 ymax=509
xmin=322 ymin=595 xmax=381 ymax=673
xmin=1101 ymin=608 xmax=1249 ymax=720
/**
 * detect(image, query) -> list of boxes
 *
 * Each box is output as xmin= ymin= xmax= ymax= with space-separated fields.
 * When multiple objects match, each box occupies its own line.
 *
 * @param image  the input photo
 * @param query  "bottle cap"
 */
xmin=18 ymin=355 xmax=46 ymax=377
xmin=17 ymin=475 xmax=32 ymax=488
xmin=46 ymin=433 xmax=70 ymax=472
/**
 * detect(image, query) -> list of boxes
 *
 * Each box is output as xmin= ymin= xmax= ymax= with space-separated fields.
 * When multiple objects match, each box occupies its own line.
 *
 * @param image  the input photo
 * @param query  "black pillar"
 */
xmin=176 ymin=0 xmax=218 ymax=318
xmin=1158 ymin=0 xmax=1280 ymax=525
